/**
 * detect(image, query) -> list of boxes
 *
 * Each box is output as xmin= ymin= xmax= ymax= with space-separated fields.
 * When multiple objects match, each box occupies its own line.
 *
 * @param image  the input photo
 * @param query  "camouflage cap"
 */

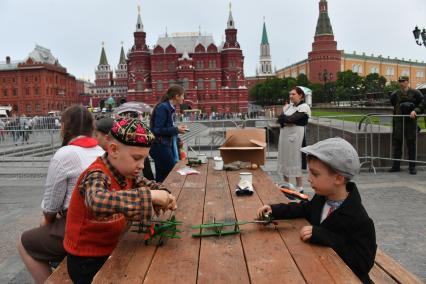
xmin=110 ymin=118 xmax=154 ymax=147
xmin=398 ymin=76 xmax=409 ymax=82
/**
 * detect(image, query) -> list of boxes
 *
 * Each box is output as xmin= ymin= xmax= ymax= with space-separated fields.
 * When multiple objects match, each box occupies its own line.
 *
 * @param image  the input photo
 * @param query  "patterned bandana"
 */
xmin=110 ymin=118 xmax=154 ymax=147
xmin=325 ymin=199 xmax=345 ymax=212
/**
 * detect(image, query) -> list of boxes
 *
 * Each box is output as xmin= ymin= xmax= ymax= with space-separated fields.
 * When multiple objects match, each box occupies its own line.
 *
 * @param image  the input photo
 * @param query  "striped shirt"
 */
xmin=79 ymin=154 xmax=169 ymax=222
xmin=41 ymin=144 xmax=104 ymax=213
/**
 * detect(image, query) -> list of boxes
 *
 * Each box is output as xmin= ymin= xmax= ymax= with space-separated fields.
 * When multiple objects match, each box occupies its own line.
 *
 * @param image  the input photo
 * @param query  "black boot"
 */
xmin=409 ymin=162 xmax=417 ymax=175
xmin=388 ymin=163 xmax=400 ymax=172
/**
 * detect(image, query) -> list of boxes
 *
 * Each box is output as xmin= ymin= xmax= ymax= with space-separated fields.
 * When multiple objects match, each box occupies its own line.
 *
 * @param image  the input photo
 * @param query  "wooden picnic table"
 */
xmin=87 ymin=159 xmax=364 ymax=284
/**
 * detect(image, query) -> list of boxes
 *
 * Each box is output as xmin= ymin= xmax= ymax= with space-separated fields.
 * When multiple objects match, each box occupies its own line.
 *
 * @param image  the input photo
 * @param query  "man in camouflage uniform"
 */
xmin=389 ymin=76 xmax=425 ymax=175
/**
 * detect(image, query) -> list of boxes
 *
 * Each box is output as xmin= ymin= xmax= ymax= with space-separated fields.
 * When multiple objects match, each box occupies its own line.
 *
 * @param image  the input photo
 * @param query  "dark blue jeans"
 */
xmin=67 ymin=254 xmax=108 ymax=284
xmin=150 ymin=142 xmax=177 ymax=182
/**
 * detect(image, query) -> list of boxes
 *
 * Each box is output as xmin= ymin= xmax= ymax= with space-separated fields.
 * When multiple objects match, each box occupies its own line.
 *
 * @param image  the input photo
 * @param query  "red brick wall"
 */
xmin=0 ymin=64 xmax=78 ymax=116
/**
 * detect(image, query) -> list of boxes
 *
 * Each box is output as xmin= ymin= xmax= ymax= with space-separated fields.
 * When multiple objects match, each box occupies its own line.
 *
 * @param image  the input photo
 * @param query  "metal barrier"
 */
xmin=1 ymin=114 xmax=424 ymax=175
xmin=306 ymin=114 xmax=426 ymax=173
xmin=0 ymin=129 xmax=61 ymax=160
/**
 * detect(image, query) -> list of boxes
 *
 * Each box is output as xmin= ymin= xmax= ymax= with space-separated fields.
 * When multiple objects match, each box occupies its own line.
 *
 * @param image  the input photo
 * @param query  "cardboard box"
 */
xmin=219 ymin=128 xmax=266 ymax=165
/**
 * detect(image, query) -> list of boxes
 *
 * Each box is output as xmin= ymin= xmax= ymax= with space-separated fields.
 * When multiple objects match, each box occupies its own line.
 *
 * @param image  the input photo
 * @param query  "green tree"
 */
xmin=296 ymin=73 xmax=309 ymax=87
xmin=384 ymin=81 xmax=400 ymax=95
xmin=362 ymin=73 xmax=387 ymax=94
xmin=335 ymin=70 xmax=363 ymax=103
xmin=249 ymin=77 xmax=299 ymax=106
xmin=310 ymin=83 xmax=326 ymax=103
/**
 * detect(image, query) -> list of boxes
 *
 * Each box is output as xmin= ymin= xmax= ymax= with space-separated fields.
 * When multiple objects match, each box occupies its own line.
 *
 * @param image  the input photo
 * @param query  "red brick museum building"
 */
xmin=0 ymin=45 xmax=79 ymax=116
xmin=92 ymin=6 xmax=249 ymax=114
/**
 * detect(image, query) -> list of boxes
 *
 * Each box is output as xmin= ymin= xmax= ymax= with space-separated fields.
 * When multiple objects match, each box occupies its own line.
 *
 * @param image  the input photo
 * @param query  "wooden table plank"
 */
xmin=252 ymin=169 xmax=361 ymax=284
xmin=369 ymin=264 xmax=398 ymax=284
xmin=197 ymin=161 xmax=250 ymax=284
xmin=374 ymin=249 xmax=423 ymax=284
xmin=227 ymin=170 xmax=306 ymax=284
xmin=142 ymin=162 xmax=208 ymax=284
xmin=92 ymin=161 xmax=188 ymax=284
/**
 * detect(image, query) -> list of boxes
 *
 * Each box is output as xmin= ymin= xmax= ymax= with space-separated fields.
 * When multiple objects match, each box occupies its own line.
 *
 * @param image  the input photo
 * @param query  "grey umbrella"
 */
xmin=114 ymin=101 xmax=153 ymax=115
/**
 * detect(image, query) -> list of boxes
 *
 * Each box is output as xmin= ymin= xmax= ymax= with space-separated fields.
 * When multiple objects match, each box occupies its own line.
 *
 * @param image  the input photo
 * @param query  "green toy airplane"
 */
xmin=131 ymin=215 xmax=182 ymax=246
xmin=191 ymin=214 xmax=277 ymax=238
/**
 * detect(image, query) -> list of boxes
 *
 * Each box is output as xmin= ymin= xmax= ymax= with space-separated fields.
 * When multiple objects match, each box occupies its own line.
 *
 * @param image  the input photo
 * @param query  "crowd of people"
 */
xmin=0 ymin=115 xmax=61 ymax=145
xmin=12 ymin=78 xmax=425 ymax=283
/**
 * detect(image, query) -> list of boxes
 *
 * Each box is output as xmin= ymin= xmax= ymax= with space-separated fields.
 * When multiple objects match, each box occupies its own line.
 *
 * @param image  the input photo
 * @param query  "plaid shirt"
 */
xmin=79 ymin=154 xmax=169 ymax=223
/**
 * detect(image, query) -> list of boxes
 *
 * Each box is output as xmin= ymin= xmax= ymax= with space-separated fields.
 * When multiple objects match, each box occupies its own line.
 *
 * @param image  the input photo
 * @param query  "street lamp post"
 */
xmin=413 ymin=26 xmax=426 ymax=46
xmin=318 ymin=69 xmax=333 ymax=104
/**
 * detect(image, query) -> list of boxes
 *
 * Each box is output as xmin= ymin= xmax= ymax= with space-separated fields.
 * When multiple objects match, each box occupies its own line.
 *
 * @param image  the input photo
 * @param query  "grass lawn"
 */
xmin=311 ymin=110 xmax=425 ymax=129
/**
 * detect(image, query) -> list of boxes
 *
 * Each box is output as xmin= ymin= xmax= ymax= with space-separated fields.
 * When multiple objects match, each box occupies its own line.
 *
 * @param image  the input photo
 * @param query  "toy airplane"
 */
xmin=131 ymin=215 xmax=182 ymax=246
xmin=192 ymin=215 xmax=277 ymax=238
xmin=186 ymin=157 xmax=202 ymax=167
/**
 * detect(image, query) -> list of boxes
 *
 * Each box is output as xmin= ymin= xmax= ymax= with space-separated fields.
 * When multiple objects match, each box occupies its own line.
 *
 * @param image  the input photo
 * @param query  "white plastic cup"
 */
xmin=197 ymin=153 xmax=207 ymax=164
xmin=214 ymin=156 xmax=223 ymax=170
xmin=239 ymin=172 xmax=253 ymax=183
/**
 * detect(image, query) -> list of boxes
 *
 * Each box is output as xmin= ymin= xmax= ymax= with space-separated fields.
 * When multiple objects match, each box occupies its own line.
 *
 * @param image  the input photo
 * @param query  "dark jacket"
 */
xmin=151 ymin=101 xmax=178 ymax=144
xmin=390 ymin=88 xmax=425 ymax=140
xmin=149 ymin=101 xmax=179 ymax=182
xmin=277 ymin=102 xmax=309 ymax=128
xmin=271 ymin=182 xmax=377 ymax=284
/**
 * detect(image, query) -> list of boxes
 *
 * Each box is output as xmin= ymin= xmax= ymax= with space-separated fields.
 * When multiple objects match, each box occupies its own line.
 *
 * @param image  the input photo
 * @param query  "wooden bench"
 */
xmin=369 ymin=249 xmax=422 ymax=284
xmin=44 ymin=257 xmax=72 ymax=284
xmin=46 ymin=160 xmax=423 ymax=283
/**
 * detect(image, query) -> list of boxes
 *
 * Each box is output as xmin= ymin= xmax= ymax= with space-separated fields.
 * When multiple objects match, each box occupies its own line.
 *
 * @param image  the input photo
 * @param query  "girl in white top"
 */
xmin=277 ymin=87 xmax=311 ymax=191
xmin=17 ymin=105 xmax=104 ymax=284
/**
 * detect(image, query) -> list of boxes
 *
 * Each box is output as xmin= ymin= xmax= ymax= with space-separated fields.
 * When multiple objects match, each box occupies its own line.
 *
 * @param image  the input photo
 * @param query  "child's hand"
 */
xmin=151 ymin=191 xmax=177 ymax=211
xmin=300 ymin=226 xmax=313 ymax=241
xmin=256 ymin=205 xmax=272 ymax=220
xmin=177 ymin=124 xmax=187 ymax=134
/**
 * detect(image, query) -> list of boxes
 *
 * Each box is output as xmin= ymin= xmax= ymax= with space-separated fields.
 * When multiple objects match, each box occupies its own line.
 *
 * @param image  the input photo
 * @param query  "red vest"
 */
xmin=63 ymin=157 xmax=134 ymax=257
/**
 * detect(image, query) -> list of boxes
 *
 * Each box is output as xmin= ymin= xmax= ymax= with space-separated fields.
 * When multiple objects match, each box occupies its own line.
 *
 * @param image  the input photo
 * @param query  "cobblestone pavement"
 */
xmin=1 ymin=162 xmax=425 ymax=283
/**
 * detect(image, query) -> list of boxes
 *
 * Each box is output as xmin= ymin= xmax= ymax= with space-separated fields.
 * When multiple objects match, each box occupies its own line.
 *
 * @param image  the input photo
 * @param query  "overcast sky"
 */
xmin=1 ymin=0 xmax=426 ymax=81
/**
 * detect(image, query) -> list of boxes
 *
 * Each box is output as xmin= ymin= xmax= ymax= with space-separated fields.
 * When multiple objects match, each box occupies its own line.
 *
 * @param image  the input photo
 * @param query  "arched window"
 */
xmin=210 ymin=79 xmax=216 ymax=90
xmin=168 ymin=79 xmax=175 ymax=86
xmin=157 ymin=80 xmax=163 ymax=92
xmin=183 ymin=78 xmax=189 ymax=90
xmin=230 ymin=78 xmax=237 ymax=88
xmin=197 ymin=79 xmax=204 ymax=90
xmin=168 ymin=61 xmax=175 ymax=71
xmin=136 ymin=80 xmax=143 ymax=91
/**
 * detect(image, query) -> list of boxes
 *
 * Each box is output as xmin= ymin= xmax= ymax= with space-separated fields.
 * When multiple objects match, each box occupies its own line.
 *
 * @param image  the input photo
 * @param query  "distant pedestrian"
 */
xmin=10 ymin=115 xmax=19 ymax=145
xmin=20 ymin=114 xmax=30 ymax=144
xmin=388 ymin=76 xmax=425 ymax=175
xmin=0 ymin=119 xmax=5 ymax=142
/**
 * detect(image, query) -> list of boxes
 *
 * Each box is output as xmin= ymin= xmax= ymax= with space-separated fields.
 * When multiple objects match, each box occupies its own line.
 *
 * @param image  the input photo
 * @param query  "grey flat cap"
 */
xmin=301 ymin=137 xmax=360 ymax=179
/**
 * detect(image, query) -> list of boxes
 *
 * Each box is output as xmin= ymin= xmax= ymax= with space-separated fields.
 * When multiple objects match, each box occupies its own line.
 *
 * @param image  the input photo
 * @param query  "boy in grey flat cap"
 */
xmin=257 ymin=137 xmax=377 ymax=284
